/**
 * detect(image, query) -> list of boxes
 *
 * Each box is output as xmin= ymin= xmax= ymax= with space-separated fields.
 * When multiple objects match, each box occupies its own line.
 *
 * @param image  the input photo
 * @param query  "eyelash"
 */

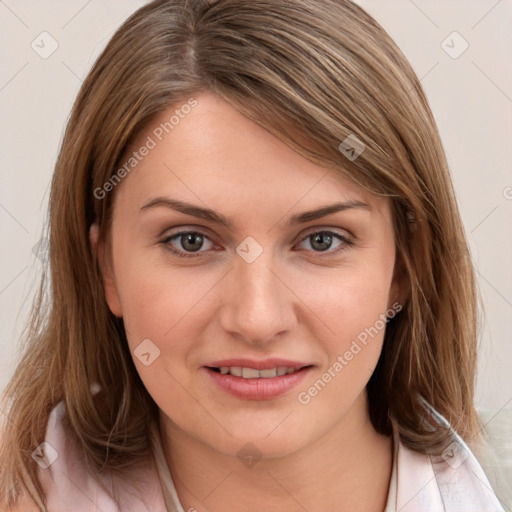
xmin=159 ymin=229 xmax=354 ymax=259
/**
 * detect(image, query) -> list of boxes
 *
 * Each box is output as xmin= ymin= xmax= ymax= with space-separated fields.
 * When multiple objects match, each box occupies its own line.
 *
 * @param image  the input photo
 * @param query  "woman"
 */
xmin=0 ymin=0 xmax=505 ymax=510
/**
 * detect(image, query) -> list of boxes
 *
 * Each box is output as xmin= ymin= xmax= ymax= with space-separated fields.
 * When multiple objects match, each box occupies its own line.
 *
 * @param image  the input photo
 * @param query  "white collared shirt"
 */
xmin=33 ymin=400 xmax=505 ymax=511
xmin=150 ymin=415 xmax=504 ymax=512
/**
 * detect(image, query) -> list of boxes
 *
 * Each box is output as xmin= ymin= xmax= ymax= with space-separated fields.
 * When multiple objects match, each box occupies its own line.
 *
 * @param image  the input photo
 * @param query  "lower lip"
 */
xmin=203 ymin=366 xmax=312 ymax=400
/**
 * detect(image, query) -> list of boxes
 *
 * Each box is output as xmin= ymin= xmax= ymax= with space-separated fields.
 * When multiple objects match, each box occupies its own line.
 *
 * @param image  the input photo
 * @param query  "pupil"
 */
xmin=182 ymin=233 xmax=203 ymax=252
xmin=312 ymin=232 xmax=332 ymax=251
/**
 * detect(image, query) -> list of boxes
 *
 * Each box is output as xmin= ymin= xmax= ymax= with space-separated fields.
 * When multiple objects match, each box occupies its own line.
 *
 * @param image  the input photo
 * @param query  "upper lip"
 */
xmin=204 ymin=358 xmax=312 ymax=370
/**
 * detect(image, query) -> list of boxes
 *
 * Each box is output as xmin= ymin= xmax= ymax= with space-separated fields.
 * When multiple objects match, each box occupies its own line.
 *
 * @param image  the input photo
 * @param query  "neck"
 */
xmin=159 ymin=393 xmax=393 ymax=512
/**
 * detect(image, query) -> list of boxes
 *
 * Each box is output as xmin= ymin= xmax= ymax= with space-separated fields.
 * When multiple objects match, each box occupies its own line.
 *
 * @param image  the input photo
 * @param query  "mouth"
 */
xmin=203 ymin=360 xmax=314 ymax=400
xmin=207 ymin=365 xmax=309 ymax=378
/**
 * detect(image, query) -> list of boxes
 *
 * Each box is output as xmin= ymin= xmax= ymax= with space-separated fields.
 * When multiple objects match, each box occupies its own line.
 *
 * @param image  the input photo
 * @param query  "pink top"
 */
xmin=20 ymin=400 xmax=504 ymax=511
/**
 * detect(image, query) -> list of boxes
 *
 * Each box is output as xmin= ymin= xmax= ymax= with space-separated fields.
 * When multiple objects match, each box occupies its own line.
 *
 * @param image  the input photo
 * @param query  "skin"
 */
xmin=90 ymin=91 xmax=406 ymax=512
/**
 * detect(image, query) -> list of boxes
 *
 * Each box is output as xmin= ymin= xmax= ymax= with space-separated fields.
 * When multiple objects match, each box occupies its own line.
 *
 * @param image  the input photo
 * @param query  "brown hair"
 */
xmin=0 ymin=0 xmax=481 ymax=509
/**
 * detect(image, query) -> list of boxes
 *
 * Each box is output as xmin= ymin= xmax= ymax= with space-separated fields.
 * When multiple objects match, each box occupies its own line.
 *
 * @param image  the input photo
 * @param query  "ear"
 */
xmin=388 ymin=252 xmax=410 ymax=311
xmin=89 ymin=222 xmax=123 ymax=318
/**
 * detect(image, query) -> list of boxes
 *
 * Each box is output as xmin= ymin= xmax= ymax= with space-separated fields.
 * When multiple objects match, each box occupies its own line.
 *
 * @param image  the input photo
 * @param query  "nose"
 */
xmin=218 ymin=249 xmax=297 ymax=346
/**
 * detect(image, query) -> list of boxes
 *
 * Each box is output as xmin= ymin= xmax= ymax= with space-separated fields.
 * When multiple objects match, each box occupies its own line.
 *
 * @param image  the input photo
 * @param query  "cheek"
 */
xmin=292 ymin=260 xmax=393 ymax=404
xmin=111 ymin=253 xmax=223 ymax=397
xmin=295 ymin=259 xmax=394 ymax=347
xmin=113 ymin=260 xmax=207 ymax=410
xmin=293 ymin=269 xmax=392 ymax=420
xmin=113 ymin=249 xmax=210 ymax=340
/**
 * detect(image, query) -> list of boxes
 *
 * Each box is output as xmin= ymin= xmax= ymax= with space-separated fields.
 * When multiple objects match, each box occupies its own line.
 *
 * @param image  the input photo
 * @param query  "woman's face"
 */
xmin=96 ymin=91 xmax=403 ymax=459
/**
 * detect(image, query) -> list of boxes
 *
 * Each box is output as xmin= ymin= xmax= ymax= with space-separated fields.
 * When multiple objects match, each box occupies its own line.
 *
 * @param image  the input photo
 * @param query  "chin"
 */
xmin=205 ymin=412 xmax=321 ymax=460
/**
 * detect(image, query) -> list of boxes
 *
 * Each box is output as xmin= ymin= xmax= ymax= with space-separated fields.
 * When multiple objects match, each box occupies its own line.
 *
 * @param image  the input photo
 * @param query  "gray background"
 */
xmin=0 ymin=0 xmax=511 ymax=502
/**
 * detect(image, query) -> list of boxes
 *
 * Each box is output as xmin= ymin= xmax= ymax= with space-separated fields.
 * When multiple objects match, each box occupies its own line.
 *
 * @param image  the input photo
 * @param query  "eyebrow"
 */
xmin=140 ymin=197 xmax=371 ymax=228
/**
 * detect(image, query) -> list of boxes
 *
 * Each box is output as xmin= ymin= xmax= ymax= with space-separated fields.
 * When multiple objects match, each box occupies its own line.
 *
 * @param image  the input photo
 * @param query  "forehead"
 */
xmin=114 ymin=91 xmax=389 ymax=218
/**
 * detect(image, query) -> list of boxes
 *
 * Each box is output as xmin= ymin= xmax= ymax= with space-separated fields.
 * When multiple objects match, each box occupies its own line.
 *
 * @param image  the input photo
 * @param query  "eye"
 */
xmin=160 ymin=230 xmax=216 ymax=258
xmin=295 ymin=230 xmax=353 ymax=255
xmin=160 ymin=228 xmax=353 ymax=259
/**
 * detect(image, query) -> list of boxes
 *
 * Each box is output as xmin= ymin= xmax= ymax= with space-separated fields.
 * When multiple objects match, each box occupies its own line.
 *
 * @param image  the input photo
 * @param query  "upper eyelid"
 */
xmin=161 ymin=225 xmax=352 ymax=238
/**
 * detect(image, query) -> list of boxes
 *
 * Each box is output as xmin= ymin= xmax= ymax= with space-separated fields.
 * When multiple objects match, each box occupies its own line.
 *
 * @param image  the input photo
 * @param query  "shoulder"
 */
xmin=33 ymin=400 xmax=167 ymax=512
xmin=394 ymin=419 xmax=505 ymax=511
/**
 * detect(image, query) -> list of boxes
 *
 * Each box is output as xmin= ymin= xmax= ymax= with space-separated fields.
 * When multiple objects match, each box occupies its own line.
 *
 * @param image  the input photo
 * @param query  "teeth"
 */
xmin=230 ymin=366 xmax=242 ymax=377
xmin=242 ymin=367 xmax=260 ymax=379
xmin=216 ymin=366 xmax=300 ymax=378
